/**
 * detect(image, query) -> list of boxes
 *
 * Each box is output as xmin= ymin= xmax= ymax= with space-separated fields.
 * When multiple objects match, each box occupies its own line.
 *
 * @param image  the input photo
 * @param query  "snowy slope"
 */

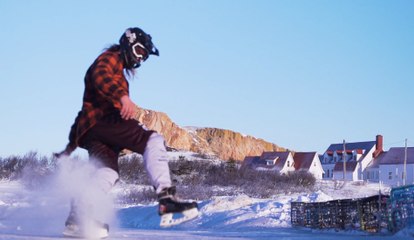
xmin=0 ymin=179 xmax=410 ymax=239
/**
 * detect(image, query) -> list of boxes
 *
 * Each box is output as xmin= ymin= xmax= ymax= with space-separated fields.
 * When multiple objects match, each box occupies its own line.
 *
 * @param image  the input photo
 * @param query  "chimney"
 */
xmin=373 ymin=135 xmax=383 ymax=158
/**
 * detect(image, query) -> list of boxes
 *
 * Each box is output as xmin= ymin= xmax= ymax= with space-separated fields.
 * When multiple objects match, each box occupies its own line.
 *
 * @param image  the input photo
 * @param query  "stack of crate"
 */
xmin=387 ymin=184 xmax=414 ymax=232
xmin=291 ymin=194 xmax=389 ymax=232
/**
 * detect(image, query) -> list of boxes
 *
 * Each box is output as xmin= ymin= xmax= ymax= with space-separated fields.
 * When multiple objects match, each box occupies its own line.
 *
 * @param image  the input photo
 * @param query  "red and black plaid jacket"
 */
xmin=64 ymin=49 xmax=129 ymax=154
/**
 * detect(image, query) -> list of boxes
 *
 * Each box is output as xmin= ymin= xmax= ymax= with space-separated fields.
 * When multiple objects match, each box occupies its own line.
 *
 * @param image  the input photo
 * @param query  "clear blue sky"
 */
xmin=1 ymin=0 xmax=413 ymax=157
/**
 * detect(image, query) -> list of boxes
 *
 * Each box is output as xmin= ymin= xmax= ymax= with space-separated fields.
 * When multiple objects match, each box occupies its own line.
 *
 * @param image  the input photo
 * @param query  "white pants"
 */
xmin=92 ymin=133 xmax=172 ymax=194
xmin=143 ymin=133 xmax=172 ymax=193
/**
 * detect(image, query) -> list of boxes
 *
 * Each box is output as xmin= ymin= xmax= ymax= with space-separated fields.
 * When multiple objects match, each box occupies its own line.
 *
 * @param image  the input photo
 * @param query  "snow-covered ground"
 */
xmin=1 ymin=178 xmax=412 ymax=239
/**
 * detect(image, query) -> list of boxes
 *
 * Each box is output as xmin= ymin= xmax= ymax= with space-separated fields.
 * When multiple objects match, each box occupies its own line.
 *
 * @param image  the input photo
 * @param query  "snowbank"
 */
xmin=0 ymin=180 xmax=408 ymax=239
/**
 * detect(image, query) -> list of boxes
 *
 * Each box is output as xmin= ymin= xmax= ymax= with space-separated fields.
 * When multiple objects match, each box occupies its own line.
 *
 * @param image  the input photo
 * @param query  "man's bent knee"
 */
xmin=145 ymin=133 xmax=167 ymax=153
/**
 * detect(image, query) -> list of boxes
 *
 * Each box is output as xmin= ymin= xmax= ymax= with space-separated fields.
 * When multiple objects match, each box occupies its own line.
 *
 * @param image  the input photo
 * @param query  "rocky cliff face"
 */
xmin=133 ymin=107 xmax=286 ymax=161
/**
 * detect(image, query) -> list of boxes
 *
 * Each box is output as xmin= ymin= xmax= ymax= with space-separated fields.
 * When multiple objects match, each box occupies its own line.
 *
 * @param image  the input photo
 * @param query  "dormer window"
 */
xmin=266 ymin=157 xmax=278 ymax=166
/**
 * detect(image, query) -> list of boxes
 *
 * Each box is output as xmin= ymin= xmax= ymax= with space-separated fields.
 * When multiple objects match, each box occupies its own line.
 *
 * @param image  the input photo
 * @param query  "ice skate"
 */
xmin=63 ymin=201 xmax=109 ymax=239
xmin=157 ymin=186 xmax=199 ymax=227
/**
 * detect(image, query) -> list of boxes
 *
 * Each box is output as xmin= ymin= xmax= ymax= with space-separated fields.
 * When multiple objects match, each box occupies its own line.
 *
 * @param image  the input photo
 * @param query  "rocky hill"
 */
xmin=133 ymin=107 xmax=286 ymax=161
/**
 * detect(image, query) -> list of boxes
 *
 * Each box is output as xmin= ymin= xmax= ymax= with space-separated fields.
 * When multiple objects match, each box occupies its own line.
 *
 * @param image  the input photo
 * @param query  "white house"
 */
xmin=364 ymin=153 xmax=382 ymax=182
xmin=293 ymin=152 xmax=325 ymax=179
xmin=368 ymin=147 xmax=414 ymax=187
xmin=243 ymin=151 xmax=295 ymax=175
xmin=321 ymin=135 xmax=384 ymax=181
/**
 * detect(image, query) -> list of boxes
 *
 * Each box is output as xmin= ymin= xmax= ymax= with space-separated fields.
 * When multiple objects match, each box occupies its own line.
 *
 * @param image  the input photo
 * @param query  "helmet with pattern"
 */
xmin=119 ymin=27 xmax=159 ymax=69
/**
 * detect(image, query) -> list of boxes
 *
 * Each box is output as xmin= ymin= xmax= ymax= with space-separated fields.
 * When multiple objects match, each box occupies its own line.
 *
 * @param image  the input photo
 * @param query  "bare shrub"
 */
xmin=0 ymin=155 xmax=28 ymax=179
xmin=168 ymin=160 xmax=316 ymax=200
xmin=20 ymin=152 xmax=56 ymax=189
xmin=1 ymin=152 xmax=316 ymax=203
xmin=0 ymin=152 xmax=56 ymax=188
xmin=118 ymin=154 xmax=150 ymax=185
xmin=116 ymin=187 xmax=157 ymax=204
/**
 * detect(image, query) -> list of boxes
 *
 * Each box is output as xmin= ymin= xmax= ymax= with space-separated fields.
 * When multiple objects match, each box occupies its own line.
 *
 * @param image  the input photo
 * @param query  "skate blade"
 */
xmin=160 ymin=208 xmax=199 ymax=227
xmin=63 ymin=224 xmax=109 ymax=239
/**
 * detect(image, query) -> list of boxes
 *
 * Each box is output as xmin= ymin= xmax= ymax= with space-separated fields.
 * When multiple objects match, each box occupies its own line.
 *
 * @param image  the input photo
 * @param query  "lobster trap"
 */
xmin=387 ymin=184 xmax=414 ymax=232
xmin=291 ymin=194 xmax=389 ymax=232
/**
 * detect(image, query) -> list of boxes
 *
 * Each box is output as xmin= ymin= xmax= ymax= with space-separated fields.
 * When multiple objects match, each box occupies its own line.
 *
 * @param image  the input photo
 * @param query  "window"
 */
xmin=389 ymin=172 xmax=392 ymax=180
xmin=287 ymin=161 xmax=290 ymax=167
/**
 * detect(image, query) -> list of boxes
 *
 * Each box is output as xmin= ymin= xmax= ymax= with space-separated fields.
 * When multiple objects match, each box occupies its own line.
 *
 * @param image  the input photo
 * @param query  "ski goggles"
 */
xmin=132 ymin=41 xmax=159 ymax=60
xmin=132 ymin=42 xmax=149 ymax=62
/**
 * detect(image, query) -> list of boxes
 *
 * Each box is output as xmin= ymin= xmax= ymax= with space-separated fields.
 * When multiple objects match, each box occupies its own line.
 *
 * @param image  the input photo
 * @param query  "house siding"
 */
xmin=309 ymin=157 xmax=324 ymax=179
xmin=365 ymin=167 xmax=380 ymax=182
xmin=379 ymin=164 xmax=414 ymax=187
xmin=358 ymin=147 xmax=376 ymax=180
xmin=280 ymin=155 xmax=295 ymax=175
xmin=333 ymin=170 xmax=356 ymax=181
xmin=322 ymin=164 xmax=335 ymax=179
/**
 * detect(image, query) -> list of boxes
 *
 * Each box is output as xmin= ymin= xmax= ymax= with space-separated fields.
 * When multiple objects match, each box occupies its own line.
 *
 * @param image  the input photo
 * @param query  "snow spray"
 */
xmin=2 ymin=156 xmax=117 ymax=237
xmin=53 ymin=156 xmax=117 ymax=237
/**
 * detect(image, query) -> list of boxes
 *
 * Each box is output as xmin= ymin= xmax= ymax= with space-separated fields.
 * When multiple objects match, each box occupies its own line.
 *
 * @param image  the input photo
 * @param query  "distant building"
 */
xmin=243 ymin=151 xmax=295 ymax=175
xmin=366 ymin=147 xmax=414 ymax=187
xmin=243 ymin=151 xmax=324 ymax=178
xmin=293 ymin=152 xmax=325 ymax=179
xmin=320 ymin=135 xmax=384 ymax=181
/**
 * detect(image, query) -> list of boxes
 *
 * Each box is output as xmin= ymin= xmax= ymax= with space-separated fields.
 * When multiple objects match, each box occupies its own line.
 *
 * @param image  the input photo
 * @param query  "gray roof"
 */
xmin=260 ymin=152 xmax=290 ymax=161
xmin=378 ymin=147 xmax=414 ymax=165
xmin=243 ymin=151 xmax=292 ymax=170
xmin=334 ymin=161 xmax=358 ymax=171
xmin=326 ymin=141 xmax=376 ymax=152
xmin=260 ymin=152 xmax=291 ymax=169
xmin=326 ymin=141 xmax=376 ymax=160
xmin=242 ymin=156 xmax=261 ymax=166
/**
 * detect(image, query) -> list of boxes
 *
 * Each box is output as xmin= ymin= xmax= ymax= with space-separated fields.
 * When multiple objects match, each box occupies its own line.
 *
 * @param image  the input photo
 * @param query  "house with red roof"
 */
xmin=320 ymin=135 xmax=384 ymax=181
xmin=293 ymin=152 xmax=325 ymax=179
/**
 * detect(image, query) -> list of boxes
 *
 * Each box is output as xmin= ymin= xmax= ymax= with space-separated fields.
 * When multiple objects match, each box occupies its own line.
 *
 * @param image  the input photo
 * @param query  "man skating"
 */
xmin=56 ymin=27 xmax=198 ymax=238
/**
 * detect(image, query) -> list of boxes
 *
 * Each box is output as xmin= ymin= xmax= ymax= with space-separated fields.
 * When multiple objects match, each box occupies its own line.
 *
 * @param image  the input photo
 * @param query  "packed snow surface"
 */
xmin=1 ymin=178 xmax=412 ymax=239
